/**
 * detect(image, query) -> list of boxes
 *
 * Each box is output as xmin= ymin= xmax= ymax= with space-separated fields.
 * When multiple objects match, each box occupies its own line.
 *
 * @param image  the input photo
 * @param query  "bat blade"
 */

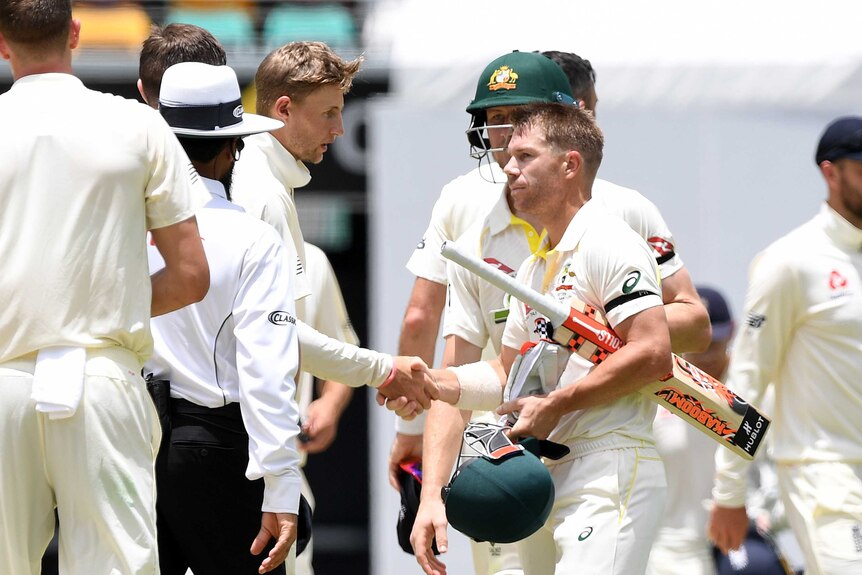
xmin=440 ymin=240 xmax=770 ymax=460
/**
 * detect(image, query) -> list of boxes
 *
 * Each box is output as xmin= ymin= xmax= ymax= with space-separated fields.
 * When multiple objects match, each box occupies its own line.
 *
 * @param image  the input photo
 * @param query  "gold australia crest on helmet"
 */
xmin=488 ymin=66 xmax=518 ymax=91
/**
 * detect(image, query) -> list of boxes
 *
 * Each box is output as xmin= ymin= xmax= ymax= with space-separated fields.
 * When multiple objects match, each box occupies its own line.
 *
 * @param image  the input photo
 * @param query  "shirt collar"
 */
xmin=818 ymin=202 xmax=862 ymax=251
xmin=551 ymin=199 xmax=601 ymax=253
xmin=246 ymin=132 xmax=312 ymax=190
xmin=12 ymin=73 xmax=84 ymax=90
xmin=486 ymin=187 xmax=513 ymax=235
xmin=202 ymin=176 xmax=227 ymax=200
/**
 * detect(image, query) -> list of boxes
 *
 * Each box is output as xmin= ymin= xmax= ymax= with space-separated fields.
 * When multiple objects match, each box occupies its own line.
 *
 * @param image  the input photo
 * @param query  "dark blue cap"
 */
xmin=696 ymin=285 xmax=733 ymax=341
xmin=815 ymin=116 xmax=862 ymax=165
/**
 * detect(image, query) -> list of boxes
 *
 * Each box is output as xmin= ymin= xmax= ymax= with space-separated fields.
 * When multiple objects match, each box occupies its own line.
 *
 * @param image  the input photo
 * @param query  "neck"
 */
xmin=545 ymin=190 xmax=586 ymax=248
xmin=10 ymin=52 xmax=72 ymax=80
xmin=827 ymin=198 xmax=862 ymax=230
xmin=271 ymin=128 xmax=299 ymax=160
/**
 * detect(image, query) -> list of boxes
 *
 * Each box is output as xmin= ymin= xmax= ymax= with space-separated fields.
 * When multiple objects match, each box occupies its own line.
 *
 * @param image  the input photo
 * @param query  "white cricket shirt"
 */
xmin=0 ymin=74 xmax=201 ymax=364
xmin=145 ymin=178 xmax=302 ymax=513
xmin=714 ymin=203 xmax=862 ymax=506
xmin=502 ymin=199 xmax=664 ymax=450
xmin=445 ymin=179 xmax=684 ymax=354
xmin=406 ymin=164 xmax=504 ymax=284
xmin=232 ymin=132 xmax=312 ymax=304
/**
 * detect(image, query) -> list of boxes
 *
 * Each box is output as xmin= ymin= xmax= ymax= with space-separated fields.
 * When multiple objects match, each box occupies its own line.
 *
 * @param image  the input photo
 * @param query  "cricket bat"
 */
xmin=441 ymin=241 xmax=770 ymax=460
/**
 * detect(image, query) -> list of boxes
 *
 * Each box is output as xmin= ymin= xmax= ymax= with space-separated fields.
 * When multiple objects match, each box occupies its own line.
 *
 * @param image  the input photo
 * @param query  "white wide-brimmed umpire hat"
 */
xmin=159 ymin=62 xmax=283 ymax=137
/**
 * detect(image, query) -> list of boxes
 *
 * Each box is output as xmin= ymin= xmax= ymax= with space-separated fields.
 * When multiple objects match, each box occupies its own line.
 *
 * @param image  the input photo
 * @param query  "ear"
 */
xmin=273 ymin=95 xmax=292 ymax=123
xmin=0 ymin=33 xmax=11 ymax=61
xmin=820 ymin=160 xmax=838 ymax=185
xmin=136 ymin=79 xmax=151 ymax=107
xmin=69 ymin=18 xmax=81 ymax=50
xmin=563 ymin=150 xmax=583 ymax=179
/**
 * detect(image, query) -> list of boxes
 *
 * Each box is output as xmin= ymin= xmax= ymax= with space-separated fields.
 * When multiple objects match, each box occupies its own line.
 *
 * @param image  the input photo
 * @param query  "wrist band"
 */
xmin=448 ymin=362 xmax=502 ymax=410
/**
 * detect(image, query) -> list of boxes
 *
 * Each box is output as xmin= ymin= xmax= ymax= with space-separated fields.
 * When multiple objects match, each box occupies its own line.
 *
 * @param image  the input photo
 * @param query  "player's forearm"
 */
xmin=398 ymin=278 xmax=447 ymax=366
xmin=712 ymin=444 xmax=753 ymax=507
xmin=398 ymin=313 xmax=441 ymax=367
xmin=317 ymin=379 xmax=354 ymax=416
xmin=430 ymin=358 xmax=506 ymax=409
xmin=549 ymin=339 xmax=672 ymax=413
xmin=420 ymin=401 xmax=471 ymax=499
xmin=664 ymin=299 xmax=712 ymax=353
xmin=661 ymin=269 xmax=712 ymax=353
xmin=297 ymin=320 xmax=391 ymax=388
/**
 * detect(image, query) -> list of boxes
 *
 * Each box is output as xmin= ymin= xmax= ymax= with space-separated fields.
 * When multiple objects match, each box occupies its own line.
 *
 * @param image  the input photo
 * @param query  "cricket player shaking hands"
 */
xmin=230 ymin=41 xmax=436 ymax=412
xmin=408 ymin=50 xmax=710 ymax=575
xmin=404 ymin=103 xmax=673 ymax=575
xmin=709 ymin=117 xmax=862 ymax=573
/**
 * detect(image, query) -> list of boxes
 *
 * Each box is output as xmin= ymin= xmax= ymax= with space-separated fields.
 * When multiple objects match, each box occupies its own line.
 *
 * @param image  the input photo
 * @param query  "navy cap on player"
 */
xmin=697 ymin=285 xmax=733 ymax=342
xmin=815 ymin=116 xmax=862 ymax=165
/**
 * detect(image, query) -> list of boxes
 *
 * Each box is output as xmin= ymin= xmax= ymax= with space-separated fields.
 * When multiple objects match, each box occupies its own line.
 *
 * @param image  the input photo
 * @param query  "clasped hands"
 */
xmin=375 ymin=356 xmax=439 ymax=419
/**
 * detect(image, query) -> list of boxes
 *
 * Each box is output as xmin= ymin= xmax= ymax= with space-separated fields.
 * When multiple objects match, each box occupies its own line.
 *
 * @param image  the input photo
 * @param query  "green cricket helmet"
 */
xmin=466 ymin=50 xmax=576 ymax=160
xmin=442 ymin=423 xmax=569 ymax=544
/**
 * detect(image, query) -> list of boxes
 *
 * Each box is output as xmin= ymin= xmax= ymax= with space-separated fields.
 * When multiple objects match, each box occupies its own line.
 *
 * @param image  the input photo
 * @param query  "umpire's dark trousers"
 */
xmin=155 ymin=397 xmax=285 ymax=575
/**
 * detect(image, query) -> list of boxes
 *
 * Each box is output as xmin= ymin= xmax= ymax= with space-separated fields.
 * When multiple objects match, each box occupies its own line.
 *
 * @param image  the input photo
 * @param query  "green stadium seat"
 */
xmin=164 ymin=8 xmax=256 ymax=47
xmin=262 ymin=4 xmax=357 ymax=49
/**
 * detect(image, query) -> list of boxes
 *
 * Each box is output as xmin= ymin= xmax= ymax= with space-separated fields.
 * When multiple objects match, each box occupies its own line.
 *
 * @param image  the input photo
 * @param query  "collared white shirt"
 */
xmin=0 ymin=73 xmax=201 ymax=364
xmin=445 ymin=179 xmax=683 ymax=356
xmin=714 ymin=203 xmax=862 ymax=506
xmin=407 ymin=164 xmax=505 ymax=284
xmin=145 ymin=178 xmax=302 ymax=513
xmin=232 ymin=132 xmax=312 ymax=304
xmin=502 ymin=199 xmax=664 ymax=448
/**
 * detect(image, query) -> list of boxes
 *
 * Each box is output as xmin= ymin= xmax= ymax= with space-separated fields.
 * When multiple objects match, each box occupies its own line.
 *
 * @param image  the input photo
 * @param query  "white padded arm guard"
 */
xmin=447 ymin=362 xmax=503 ymax=411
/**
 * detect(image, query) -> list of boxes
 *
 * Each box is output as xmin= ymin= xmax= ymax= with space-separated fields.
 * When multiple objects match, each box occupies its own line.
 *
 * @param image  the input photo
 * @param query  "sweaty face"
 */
xmin=503 ymin=127 xmax=567 ymax=218
xmin=283 ymin=84 xmax=345 ymax=164
xmin=834 ymin=160 xmax=862 ymax=223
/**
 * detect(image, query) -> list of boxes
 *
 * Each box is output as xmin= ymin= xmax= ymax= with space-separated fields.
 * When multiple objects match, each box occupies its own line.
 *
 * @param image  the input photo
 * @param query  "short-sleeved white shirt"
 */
xmin=406 ymin=164 xmax=504 ymax=284
xmin=443 ymin=189 xmax=545 ymax=355
xmin=232 ymin=132 xmax=312 ymax=304
xmin=502 ymin=200 xmax=664 ymax=447
xmin=145 ymin=178 xmax=302 ymax=513
xmin=445 ymin=179 xmax=683 ymax=355
xmin=0 ymin=74 xmax=201 ymax=364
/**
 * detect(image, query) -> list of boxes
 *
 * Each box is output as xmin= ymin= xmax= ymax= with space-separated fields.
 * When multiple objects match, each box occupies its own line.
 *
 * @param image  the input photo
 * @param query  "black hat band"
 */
xmin=160 ymin=98 xmax=243 ymax=131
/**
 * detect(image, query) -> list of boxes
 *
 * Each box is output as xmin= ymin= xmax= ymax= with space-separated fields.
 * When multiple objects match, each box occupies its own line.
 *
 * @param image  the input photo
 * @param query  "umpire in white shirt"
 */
xmin=145 ymin=62 xmax=302 ymax=575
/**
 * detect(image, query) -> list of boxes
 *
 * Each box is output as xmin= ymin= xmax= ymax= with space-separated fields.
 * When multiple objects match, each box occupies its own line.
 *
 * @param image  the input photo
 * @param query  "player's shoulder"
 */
xmin=592 ymin=178 xmax=661 ymax=214
xmin=438 ymin=166 xmax=500 ymax=200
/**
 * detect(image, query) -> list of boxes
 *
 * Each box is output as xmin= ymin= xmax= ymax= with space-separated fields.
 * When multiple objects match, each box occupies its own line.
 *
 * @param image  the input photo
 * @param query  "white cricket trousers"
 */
xmin=778 ymin=461 xmax=862 ymax=575
xmin=0 ymin=347 xmax=161 ymax=575
xmin=517 ymin=444 xmax=667 ymax=575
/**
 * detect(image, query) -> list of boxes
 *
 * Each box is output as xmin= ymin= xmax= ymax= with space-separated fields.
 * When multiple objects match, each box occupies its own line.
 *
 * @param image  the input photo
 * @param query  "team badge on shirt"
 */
xmin=487 ymin=66 xmax=519 ymax=91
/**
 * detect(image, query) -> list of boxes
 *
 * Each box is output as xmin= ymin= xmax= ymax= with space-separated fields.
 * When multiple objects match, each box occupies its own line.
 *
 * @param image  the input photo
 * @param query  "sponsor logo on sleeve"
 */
xmin=268 ymin=311 xmax=296 ymax=326
xmin=622 ymin=270 xmax=641 ymax=294
xmin=416 ymin=237 xmax=426 ymax=250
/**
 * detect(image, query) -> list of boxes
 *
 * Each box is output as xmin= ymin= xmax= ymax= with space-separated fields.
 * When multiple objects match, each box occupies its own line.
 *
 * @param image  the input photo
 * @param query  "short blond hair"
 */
xmin=511 ymin=103 xmax=604 ymax=179
xmin=255 ymin=41 xmax=363 ymax=116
